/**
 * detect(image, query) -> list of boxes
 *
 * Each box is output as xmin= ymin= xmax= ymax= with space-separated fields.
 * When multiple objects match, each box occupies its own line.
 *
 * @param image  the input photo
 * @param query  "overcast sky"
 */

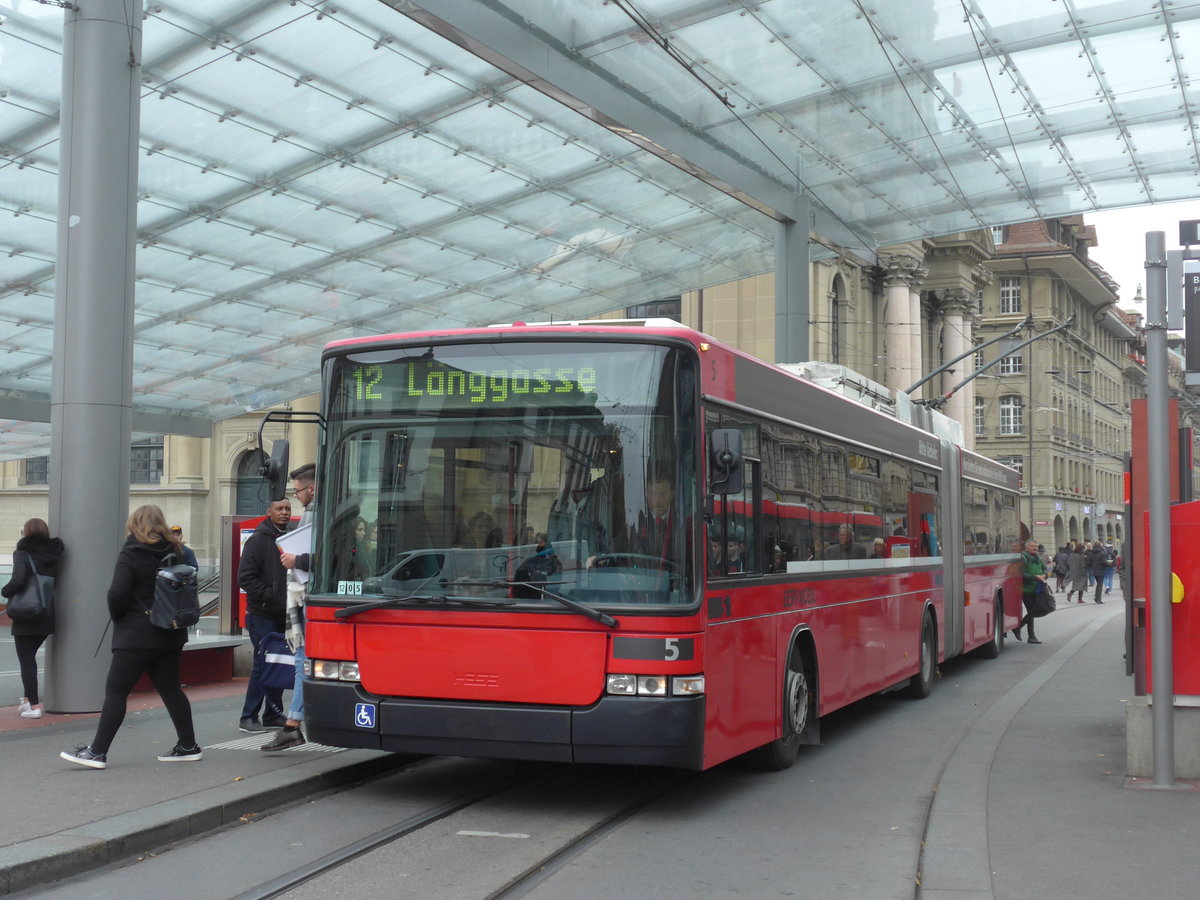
xmin=1083 ymin=199 xmax=1200 ymax=318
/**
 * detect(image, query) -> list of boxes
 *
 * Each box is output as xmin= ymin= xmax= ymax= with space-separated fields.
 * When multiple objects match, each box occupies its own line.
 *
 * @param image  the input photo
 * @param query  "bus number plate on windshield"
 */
xmin=613 ymin=637 xmax=694 ymax=662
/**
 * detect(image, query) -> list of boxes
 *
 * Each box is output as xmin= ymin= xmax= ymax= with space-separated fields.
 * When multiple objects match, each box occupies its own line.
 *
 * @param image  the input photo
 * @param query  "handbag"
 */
xmin=1029 ymin=581 xmax=1056 ymax=618
xmin=258 ymin=632 xmax=297 ymax=691
xmin=6 ymin=552 xmax=54 ymax=622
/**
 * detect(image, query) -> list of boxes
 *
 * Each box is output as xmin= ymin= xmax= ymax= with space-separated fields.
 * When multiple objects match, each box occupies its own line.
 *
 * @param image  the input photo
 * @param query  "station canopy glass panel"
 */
xmin=0 ymin=0 xmax=1196 ymax=458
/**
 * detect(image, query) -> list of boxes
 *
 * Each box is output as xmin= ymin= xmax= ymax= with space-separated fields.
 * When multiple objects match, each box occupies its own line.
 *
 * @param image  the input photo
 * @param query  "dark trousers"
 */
xmin=91 ymin=646 xmax=195 ymax=754
xmin=240 ymin=613 xmax=285 ymax=721
xmin=14 ymin=633 xmax=48 ymax=705
xmin=1093 ymin=575 xmax=1105 ymax=603
xmin=1019 ymin=595 xmax=1037 ymax=638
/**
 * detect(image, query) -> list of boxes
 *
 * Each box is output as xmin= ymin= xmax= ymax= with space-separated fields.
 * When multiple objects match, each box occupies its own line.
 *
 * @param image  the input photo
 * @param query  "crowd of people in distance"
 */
xmin=1012 ymin=537 xmax=1120 ymax=647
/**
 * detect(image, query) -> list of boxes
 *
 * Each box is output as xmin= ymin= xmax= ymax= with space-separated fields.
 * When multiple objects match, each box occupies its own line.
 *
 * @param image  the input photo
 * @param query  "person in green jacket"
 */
xmin=1014 ymin=538 xmax=1048 ymax=645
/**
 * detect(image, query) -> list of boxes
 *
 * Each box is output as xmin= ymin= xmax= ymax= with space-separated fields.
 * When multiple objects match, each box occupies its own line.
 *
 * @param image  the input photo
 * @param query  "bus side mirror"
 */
xmin=259 ymin=439 xmax=290 ymax=502
xmin=709 ymin=429 xmax=743 ymax=495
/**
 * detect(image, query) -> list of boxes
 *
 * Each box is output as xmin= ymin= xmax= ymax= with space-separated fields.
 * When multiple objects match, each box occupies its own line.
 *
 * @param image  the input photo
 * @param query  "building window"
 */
xmin=999 ymin=277 xmax=1022 ymax=314
xmin=975 ymin=398 xmax=986 ymax=436
xmin=991 ymin=225 xmax=1007 ymax=246
xmin=626 ymin=296 xmax=681 ymax=321
xmin=974 ymin=346 xmax=985 ymax=371
xmin=998 ymin=351 xmax=1023 ymax=375
xmin=25 ymin=456 xmax=48 ymax=485
xmin=131 ymin=437 xmax=165 ymax=484
xmin=996 ymin=455 xmax=1024 ymax=488
xmin=999 ymin=396 xmax=1024 ymax=436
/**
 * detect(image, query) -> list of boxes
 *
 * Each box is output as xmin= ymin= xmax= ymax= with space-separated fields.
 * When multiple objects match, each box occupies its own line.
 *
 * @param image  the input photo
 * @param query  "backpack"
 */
xmin=149 ymin=554 xmax=200 ymax=631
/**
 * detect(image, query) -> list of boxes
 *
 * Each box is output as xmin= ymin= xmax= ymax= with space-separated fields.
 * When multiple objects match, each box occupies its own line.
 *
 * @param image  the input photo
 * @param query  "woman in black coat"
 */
xmin=1 ymin=518 xmax=64 ymax=719
xmin=60 ymin=505 xmax=201 ymax=770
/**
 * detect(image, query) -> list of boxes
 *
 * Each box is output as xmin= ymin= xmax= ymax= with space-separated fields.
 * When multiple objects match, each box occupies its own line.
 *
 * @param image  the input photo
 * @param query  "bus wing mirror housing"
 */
xmin=709 ymin=429 xmax=743 ymax=495
xmin=259 ymin=439 xmax=290 ymax=502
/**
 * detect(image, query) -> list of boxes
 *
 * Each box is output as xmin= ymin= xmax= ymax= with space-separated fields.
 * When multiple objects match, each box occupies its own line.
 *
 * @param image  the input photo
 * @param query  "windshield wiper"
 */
xmin=334 ymin=593 xmax=515 ymax=618
xmin=494 ymin=580 xmax=619 ymax=628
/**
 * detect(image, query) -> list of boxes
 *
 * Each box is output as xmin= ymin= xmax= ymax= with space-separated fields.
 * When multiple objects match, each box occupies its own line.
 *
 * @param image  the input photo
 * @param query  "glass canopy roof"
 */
xmin=1 ymin=0 xmax=1197 ymax=459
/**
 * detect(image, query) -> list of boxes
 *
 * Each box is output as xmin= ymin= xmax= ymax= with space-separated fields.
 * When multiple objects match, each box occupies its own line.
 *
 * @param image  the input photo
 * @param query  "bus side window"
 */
xmin=719 ymin=459 xmax=761 ymax=574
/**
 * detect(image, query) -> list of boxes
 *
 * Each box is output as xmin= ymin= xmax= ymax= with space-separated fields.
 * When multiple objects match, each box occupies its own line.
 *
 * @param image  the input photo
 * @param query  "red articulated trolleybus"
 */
xmin=298 ymin=319 xmax=1022 ymax=770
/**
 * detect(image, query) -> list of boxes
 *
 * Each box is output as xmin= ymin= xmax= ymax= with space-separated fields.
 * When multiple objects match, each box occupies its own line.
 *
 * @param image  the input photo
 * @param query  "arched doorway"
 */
xmin=235 ymin=448 xmax=269 ymax=517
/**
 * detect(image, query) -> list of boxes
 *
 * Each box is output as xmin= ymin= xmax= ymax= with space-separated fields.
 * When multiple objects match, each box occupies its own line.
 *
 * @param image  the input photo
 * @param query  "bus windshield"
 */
xmin=315 ymin=340 xmax=698 ymax=609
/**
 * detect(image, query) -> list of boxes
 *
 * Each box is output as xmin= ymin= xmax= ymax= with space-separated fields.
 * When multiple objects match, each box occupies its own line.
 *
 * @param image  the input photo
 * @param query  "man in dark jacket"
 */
xmin=236 ymin=498 xmax=291 ymax=733
xmin=1086 ymin=539 xmax=1109 ymax=604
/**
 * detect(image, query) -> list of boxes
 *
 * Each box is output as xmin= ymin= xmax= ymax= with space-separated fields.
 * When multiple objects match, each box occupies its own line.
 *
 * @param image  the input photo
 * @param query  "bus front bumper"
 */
xmin=305 ymin=679 xmax=706 ymax=770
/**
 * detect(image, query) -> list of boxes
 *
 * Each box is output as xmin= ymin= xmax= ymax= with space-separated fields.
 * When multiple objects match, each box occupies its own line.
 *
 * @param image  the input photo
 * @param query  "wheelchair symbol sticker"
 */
xmin=354 ymin=703 xmax=376 ymax=728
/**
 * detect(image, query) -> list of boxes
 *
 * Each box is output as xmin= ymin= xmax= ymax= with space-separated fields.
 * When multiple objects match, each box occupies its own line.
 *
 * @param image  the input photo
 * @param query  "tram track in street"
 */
xmin=229 ymin=761 xmax=696 ymax=900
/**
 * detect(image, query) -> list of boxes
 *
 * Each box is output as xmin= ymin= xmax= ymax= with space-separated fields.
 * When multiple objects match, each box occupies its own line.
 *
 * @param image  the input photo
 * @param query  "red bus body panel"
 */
xmin=306 ymin=323 xmax=1023 ymax=769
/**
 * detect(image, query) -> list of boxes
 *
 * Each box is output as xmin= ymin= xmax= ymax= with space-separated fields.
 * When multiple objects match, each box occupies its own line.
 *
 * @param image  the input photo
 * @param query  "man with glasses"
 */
xmin=265 ymin=464 xmax=316 ymax=751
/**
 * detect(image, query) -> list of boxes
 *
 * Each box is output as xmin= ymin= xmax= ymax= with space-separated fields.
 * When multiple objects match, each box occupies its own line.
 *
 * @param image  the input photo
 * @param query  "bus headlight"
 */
xmin=312 ymin=659 xmax=360 ymax=682
xmin=637 ymin=675 xmax=668 ymax=696
xmin=606 ymin=674 xmax=705 ymax=696
xmin=606 ymin=673 xmax=637 ymax=695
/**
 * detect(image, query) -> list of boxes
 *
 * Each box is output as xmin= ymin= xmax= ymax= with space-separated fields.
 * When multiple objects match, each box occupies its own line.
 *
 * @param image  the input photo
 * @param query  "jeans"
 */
xmin=240 ymin=613 xmax=285 ymax=721
xmin=1103 ymin=567 xmax=1114 ymax=591
xmin=288 ymin=646 xmax=306 ymax=722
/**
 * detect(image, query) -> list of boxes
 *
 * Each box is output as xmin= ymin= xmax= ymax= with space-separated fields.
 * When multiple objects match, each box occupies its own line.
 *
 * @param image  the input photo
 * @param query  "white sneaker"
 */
xmin=17 ymin=698 xmax=31 ymax=715
xmin=20 ymin=707 xmax=42 ymax=719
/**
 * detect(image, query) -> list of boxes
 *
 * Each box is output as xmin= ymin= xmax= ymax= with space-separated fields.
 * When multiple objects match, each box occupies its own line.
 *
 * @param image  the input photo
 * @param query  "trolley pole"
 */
xmin=1144 ymin=231 xmax=1177 ymax=787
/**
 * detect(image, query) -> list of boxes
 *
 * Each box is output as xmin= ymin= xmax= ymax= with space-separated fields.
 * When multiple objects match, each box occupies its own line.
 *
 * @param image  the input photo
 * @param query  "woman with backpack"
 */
xmin=1 ymin=518 xmax=64 ymax=719
xmin=60 ymin=505 xmax=201 ymax=769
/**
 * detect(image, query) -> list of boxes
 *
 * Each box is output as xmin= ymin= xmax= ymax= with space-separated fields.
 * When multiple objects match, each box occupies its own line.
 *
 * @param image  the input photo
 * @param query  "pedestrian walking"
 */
xmin=2 ymin=518 xmax=64 ymax=719
xmin=1053 ymin=545 xmax=1070 ymax=593
xmin=1103 ymin=543 xmax=1117 ymax=594
xmin=1087 ymin=539 xmax=1109 ymax=604
xmin=60 ymin=505 xmax=201 ymax=769
xmin=1013 ymin=539 xmax=1047 ymax=644
xmin=1066 ymin=542 xmax=1088 ymax=603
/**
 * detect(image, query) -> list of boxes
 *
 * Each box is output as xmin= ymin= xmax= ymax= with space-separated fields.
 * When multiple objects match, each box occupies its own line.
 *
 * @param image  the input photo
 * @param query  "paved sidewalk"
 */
xmin=921 ymin=589 xmax=1198 ymax=900
xmin=0 ymin=678 xmax=404 ymax=896
xmin=3 ymin=586 xmax=1196 ymax=899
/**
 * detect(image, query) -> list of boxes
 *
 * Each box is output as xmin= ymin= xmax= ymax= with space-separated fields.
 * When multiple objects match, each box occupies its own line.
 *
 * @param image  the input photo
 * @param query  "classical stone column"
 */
xmin=881 ymin=255 xmax=926 ymax=395
xmin=939 ymin=289 xmax=976 ymax=442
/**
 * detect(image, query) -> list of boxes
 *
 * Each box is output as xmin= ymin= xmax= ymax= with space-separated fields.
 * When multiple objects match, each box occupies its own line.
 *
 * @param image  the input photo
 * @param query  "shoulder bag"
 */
xmin=1029 ymin=581 xmax=1056 ymax=618
xmin=258 ymin=631 xmax=296 ymax=690
xmin=6 ymin=552 xmax=54 ymax=622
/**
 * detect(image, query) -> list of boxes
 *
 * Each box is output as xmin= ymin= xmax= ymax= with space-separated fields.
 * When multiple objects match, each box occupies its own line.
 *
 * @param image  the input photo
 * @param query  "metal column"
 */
xmin=1144 ymin=231 xmax=1177 ymax=786
xmin=45 ymin=0 xmax=142 ymax=712
xmin=775 ymin=201 xmax=811 ymax=365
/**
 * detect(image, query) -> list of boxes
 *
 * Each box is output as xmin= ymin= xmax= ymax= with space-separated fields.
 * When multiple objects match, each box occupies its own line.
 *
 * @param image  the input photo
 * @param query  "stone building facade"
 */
xmin=0 ymin=217 xmax=1162 ymax=568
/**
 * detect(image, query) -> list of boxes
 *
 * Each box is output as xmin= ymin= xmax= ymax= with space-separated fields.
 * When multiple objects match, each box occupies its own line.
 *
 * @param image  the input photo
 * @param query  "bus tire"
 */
xmin=745 ymin=646 xmax=814 ymax=771
xmin=904 ymin=612 xmax=936 ymax=699
xmin=973 ymin=596 xmax=1004 ymax=660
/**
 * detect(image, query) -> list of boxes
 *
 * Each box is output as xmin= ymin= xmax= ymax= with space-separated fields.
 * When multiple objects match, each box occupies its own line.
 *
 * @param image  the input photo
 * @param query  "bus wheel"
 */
xmin=745 ymin=650 xmax=812 ymax=771
xmin=904 ymin=613 xmax=936 ymax=699
xmin=974 ymin=597 xmax=1003 ymax=660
